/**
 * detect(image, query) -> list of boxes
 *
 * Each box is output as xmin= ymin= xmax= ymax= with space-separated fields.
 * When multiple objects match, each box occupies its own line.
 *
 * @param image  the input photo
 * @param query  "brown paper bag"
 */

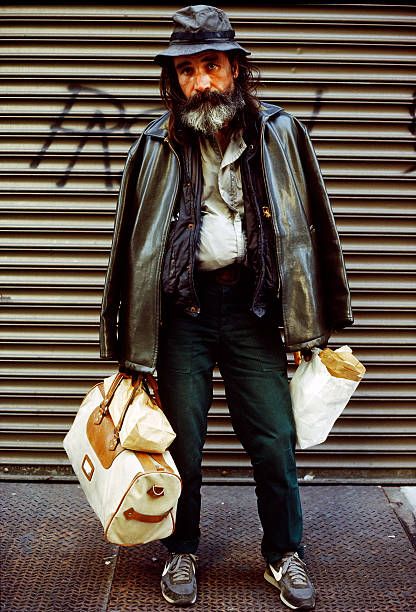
xmin=320 ymin=346 xmax=366 ymax=382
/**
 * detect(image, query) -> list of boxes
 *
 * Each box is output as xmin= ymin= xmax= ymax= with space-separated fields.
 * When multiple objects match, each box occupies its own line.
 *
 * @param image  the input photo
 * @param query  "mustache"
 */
xmin=180 ymin=89 xmax=237 ymax=112
xmin=177 ymin=85 xmax=246 ymax=136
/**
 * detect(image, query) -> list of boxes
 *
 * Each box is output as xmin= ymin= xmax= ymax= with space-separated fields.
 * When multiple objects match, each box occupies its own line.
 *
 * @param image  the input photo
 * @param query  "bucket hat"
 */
xmin=154 ymin=5 xmax=250 ymax=65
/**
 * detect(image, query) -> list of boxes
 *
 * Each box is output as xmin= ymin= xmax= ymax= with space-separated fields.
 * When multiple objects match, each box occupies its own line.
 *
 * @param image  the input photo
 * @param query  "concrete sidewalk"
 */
xmin=1 ymin=482 xmax=415 ymax=612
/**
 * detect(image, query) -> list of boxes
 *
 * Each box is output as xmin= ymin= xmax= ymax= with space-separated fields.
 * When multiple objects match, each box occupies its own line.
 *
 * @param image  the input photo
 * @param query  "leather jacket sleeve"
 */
xmin=99 ymin=136 xmax=143 ymax=360
xmin=293 ymin=117 xmax=353 ymax=331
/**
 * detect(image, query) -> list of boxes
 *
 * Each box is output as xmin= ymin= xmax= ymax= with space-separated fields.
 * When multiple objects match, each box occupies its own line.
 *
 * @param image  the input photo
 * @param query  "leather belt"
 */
xmin=198 ymin=263 xmax=245 ymax=286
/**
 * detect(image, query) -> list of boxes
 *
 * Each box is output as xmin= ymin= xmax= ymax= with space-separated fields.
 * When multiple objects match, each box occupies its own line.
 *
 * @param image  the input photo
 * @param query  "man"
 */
xmin=100 ymin=5 xmax=353 ymax=610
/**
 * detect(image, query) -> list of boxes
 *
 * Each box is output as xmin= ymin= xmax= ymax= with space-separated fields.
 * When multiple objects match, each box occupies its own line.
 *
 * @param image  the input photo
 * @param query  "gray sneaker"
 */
xmin=264 ymin=552 xmax=316 ymax=610
xmin=161 ymin=553 xmax=198 ymax=607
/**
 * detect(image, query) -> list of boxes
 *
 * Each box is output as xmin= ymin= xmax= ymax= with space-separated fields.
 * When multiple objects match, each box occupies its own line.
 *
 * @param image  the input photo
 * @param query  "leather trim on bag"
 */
xmin=81 ymin=454 xmax=95 ymax=481
xmin=135 ymin=452 xmax=175 ymax=474
xmin=169 ymin=509 xmax=175 ymax=533
xmin=86 ymin=405 xmax=124 ymax=469
xmin=150 ymin=453 xmax=175 ymax=474
xmin=104 ymin=464 xmax=180 ymax=543
xmin=123 ymin=507 xmax=170 ymax=523
xmin=94 ymin=373 xmax=126 ymax=425
xmin=98 ymin=382 xmax=105 ymax=398
xmin=147 ymin=485 xmax=165 ymax=498
xmin=145 ymin=374 xmax=163 ymax=408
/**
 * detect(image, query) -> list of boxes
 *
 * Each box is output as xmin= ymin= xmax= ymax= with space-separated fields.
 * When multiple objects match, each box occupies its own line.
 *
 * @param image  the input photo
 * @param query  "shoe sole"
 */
xmin=264 ymin=569 xmax=315 ymax=610
xmin=161 ymin=585 xmax=197 ymax=607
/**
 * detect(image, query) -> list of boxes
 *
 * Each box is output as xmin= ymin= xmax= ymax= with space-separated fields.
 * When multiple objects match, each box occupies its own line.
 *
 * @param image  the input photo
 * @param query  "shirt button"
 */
xmin=190 ymin=306 xmax=198 ymax=313
xmin=188 ymin=223 xmax=194 ymax=229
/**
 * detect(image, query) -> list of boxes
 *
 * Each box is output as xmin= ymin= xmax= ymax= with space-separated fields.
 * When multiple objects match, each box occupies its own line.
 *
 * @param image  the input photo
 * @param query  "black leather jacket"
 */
xmin=100 ymin=103 xmax=353 ymax=373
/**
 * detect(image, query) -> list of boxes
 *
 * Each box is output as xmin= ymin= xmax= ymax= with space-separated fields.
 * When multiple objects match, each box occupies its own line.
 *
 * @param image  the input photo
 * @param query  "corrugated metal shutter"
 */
xmin=1 ymin=3 xmax=415 ymax=480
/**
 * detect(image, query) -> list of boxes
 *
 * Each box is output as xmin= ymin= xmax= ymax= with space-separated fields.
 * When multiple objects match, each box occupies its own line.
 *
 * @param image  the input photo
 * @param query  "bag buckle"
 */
xmin=94 ymin=400 xmax=109 ymax=425
xmin=108 ymin=429 xmax=119 ymax=451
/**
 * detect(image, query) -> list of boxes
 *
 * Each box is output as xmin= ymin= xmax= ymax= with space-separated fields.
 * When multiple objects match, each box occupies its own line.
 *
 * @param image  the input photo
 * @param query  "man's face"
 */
xmin=173 ymin=51 xmax=237 ymax=99
xmin=172 ymin=50 xmax=244 ymax=136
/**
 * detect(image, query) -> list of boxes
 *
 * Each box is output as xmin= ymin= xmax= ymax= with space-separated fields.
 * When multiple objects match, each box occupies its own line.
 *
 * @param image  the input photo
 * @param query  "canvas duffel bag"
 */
xmin=63 ymin=378 xmax=182 ymax=546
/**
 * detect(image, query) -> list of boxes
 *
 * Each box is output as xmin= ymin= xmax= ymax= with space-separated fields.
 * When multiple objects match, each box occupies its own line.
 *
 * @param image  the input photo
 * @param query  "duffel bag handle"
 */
xmin=109 ymin=375 xmax=164 ymax=451
xmin=94 ymin=373 xmax=164 ymax=453
xmin=144 ymin=373 xmax=162 ymax=409
xmin=108 ymin=376 xmax=144 ymax=451
xmin=94 ymin=373 xmax=143 ymax=452
xmin=123 ymin=507 xmax=170 ymax=523
xmin=94 ymin=372 xmax=129 ymax=425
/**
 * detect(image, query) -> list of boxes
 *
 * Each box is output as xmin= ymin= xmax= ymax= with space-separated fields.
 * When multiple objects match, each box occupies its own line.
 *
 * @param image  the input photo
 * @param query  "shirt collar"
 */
xmin=221 ymin=128 xmax=247 ymax=168
xmin=200 ymin=128 xmax=247 ymax=169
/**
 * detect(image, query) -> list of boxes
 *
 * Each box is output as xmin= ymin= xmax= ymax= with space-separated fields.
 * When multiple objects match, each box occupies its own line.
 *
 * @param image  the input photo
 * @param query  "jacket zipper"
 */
xmin=183 ymin=146 xmax=201 ymax=315
xmin=241 ymin=145 xmax=265 ymax=312
xmin=259 ymin=122 xmax=284 ymax=319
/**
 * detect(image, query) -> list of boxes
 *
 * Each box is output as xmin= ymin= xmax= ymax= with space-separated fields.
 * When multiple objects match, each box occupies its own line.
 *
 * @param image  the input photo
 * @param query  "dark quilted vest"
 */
xmin=162 ymin=125 xmax=279 ymax=318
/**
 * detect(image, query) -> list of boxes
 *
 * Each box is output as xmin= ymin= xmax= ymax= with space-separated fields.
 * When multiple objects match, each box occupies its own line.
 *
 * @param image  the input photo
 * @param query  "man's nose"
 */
xmin=194 ymin=71 xmax=211 ymax=92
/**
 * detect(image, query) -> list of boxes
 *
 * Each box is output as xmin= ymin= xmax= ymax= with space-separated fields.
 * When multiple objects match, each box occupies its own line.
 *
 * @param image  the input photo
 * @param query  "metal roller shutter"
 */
xmin=1 ymin=3 xmax=415 ymax=481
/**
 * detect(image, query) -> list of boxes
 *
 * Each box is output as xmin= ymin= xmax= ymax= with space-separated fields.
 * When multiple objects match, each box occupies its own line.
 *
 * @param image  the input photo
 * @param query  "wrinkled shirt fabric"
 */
xmin=197 ymin=129 xmax=247 ymax=271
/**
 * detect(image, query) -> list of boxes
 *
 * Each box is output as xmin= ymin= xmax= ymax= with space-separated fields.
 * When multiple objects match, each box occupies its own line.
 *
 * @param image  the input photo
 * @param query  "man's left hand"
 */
xmin=294 ymin=345 xmax=327 ymax=365
xmin=301 ymin=348 xmax=313 ymax=362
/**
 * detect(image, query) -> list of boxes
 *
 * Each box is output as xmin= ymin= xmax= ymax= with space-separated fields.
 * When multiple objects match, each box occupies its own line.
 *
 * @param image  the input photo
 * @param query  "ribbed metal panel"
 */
xmin=0 ymin=3 xmax=415 ymax=479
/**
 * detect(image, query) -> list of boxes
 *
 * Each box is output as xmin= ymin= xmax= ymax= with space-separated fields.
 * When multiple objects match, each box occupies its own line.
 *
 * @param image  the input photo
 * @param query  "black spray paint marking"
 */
xmin=307 ymin=88 xmax=324 ymax=133
xmin=31 ymin=83 xmax=162 ymax=188
xmin=30 ymin=84 xmax=129 ymax=189
xmin=30 ymin=84 xmax=126 ymax=189
xmin=405 ymin=90 xmax=416 ymax=174
xmin=32 ymin=84 xmax=325 ymax=188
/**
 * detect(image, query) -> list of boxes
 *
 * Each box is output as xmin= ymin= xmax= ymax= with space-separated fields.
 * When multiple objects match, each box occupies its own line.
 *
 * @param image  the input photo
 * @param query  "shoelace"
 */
xmin=281 ymin=553 xmax=308 ymax=587
xmin=168 ymin=553 xmax=196 ymax=584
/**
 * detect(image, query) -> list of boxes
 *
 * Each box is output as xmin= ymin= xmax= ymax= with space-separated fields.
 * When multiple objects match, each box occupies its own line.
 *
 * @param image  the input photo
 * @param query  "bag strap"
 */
xmin=94 ymin=373 xmax=126 ymax=426
xmin=113 ymin=376 xmax=140 ymax=427
xmin=94 ymin=373 xmax=144 ymax=451
xmin=108 ymin=375 xmax=145 ymax=451
xmin=96 ymin=372 xmax=163 ymax=452
xmin=104 ymin=373 xmax=126 ymax=409
xmin=144 ymin=373 xmax=163 ymax=409
xmin=135 ymin=452 xmax=174 ymax=474
xmin=150 ymin=453 xmax=175 ymax=474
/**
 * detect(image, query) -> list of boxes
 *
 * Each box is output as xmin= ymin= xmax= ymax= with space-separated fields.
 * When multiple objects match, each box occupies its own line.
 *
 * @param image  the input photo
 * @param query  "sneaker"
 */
xmin=161 ymin=553 xmax=198 ymax=607
xmin=264 ymin=552 xmax=316 ymax=610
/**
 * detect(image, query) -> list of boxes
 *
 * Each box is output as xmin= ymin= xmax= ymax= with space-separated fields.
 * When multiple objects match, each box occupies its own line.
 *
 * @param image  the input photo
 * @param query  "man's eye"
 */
xmin=207 ymin=63 xmax=218 ymax=70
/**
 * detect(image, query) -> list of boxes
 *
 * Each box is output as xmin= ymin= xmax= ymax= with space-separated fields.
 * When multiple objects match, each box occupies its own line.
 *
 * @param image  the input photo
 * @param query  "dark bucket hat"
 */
xmin=154 ymin=5 xmax=250 ymax=65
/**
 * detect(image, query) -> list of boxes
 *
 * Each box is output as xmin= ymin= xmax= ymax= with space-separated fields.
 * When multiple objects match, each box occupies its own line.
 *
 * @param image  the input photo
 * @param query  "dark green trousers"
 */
xmin=157 ymin=272 xmax=303 ymax=564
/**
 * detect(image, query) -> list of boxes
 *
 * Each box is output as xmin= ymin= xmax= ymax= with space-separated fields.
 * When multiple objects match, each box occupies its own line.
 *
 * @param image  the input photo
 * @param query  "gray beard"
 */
xmin=178 ymin=88 xmax=245 ymax=136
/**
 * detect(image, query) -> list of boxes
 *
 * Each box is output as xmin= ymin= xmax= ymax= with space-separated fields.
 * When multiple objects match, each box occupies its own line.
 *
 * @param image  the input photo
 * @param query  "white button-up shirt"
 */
xmin=197 ymin=129 xmax=247 ymax=271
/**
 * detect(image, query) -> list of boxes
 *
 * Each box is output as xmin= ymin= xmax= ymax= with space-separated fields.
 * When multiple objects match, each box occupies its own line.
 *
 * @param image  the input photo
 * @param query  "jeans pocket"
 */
xmin=257 ymin=327 xmax=287 ymax=372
